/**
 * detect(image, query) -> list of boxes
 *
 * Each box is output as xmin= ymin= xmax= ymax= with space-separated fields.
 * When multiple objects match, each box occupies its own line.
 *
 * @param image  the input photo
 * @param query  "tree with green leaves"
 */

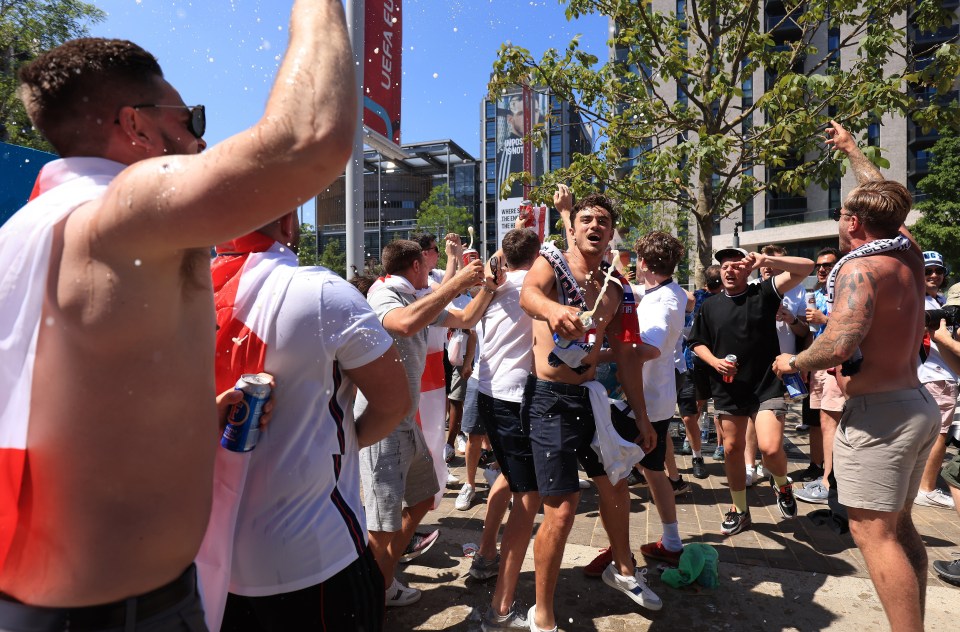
xmin=491 ymin=0 xmax=960 ymax=282
xmin=1 ymin=0 xmax=106 ymax=151
xmin=297 ymin=223 xmax=320 ymax=266
xmin=319 ymin=237 xmax=346 ymax=278
xmin=415 ymin=183 xmax=473 ymax=241
xmin=910 ymin=132 xmax=960 ymax=273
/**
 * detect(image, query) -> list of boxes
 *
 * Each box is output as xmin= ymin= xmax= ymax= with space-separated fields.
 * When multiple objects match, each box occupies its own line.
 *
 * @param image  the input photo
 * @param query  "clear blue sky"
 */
xmin=89 ymin=0 xmax=608 ymax=154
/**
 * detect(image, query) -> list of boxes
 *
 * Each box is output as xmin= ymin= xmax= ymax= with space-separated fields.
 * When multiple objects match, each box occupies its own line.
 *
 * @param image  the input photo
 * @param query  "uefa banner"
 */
xmin=364 ymin=0 xmax=402 ymax=145
xmin=495 ymin=86 xmax=549 ymax=248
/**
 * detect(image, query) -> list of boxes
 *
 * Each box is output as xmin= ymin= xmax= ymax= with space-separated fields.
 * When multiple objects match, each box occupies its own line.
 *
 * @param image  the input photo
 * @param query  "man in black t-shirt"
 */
xmin=688 ymin=247 xmax=813 ymax=535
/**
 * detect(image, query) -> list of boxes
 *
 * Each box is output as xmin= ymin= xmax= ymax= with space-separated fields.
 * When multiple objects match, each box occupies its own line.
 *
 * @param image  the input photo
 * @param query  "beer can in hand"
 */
xmin=783 ymin=372 xmax=809 ymax=401
xmin=221 ymin=373 xmax=272 ymax=452
xmin=723 ymin=354 xmax=737 ymax=383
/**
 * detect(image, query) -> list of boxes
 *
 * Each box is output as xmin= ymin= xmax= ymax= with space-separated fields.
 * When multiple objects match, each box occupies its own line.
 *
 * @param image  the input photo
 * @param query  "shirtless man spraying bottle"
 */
xmin=520 ymin=186 xmax=657 ymax=632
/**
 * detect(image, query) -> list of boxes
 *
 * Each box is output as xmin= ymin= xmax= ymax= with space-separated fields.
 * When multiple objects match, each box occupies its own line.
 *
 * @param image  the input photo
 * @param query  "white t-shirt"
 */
xmin=919 ymin=294 xmax=959 ymax=384
xmin=230 ymin=268 xmax=394 ymax=596
xmin=636 ymin=280 xmax=688 ymax=422
xmin=477 ymin=270 xmax=533 ymax=402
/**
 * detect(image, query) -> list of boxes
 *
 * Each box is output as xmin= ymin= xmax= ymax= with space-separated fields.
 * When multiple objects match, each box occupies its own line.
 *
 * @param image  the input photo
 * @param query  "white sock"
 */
xmin=692 ymin=449 xmax=702 ymax=459
xmin=662 ymin=522 xmax=683 ymax=552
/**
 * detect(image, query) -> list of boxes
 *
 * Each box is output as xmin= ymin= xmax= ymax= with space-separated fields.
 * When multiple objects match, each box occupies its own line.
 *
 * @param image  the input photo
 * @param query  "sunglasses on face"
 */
xmin=926 ymin=267 xmax=946 ymax=276
xmin=815 ymin=262 xmax=835 ymax=270
xmin=132 ymin=104 xmax=206 ymax=139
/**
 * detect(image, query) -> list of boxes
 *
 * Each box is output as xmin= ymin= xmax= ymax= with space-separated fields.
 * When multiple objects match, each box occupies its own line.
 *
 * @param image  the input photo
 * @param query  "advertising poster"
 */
xmin=495 ymin=86 xmax=549 ymax=248
xmin=363 ymin=0 xmax=402 ymax=145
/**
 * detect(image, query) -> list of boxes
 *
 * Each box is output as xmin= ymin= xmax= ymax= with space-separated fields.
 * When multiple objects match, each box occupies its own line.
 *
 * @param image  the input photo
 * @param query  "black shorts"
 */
xmin=522 ymin=376 xmax=604 ymax=497
xmin=222 ymin=546 xmax=384 ymax=632
xmin=480 ymin=392 xmax=537 ymax=493
xmin=676 ymin=371 xmax=699 ymax=417
xmin=801 ymin=394 xmax=821 ymax=427
xmin=611 ymin=406 xmax=670 ymax=472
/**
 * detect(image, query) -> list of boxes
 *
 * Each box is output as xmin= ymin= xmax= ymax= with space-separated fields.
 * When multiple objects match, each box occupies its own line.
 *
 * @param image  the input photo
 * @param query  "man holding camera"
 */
xmin=915 ymin=251 xmax=958 ymax=509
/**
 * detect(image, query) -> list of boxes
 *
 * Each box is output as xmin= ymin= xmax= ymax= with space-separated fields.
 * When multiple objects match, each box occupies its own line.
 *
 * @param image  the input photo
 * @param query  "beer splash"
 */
xmin=467 ymin=226 xmax=475 ymax=250
xmin=582 ymin=261 xmax=619 ymax=323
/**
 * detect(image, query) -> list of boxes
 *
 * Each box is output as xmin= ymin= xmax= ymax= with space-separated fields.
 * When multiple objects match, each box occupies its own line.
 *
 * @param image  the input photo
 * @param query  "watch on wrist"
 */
xmin=788 ymin=355 xmax=798 ymax=371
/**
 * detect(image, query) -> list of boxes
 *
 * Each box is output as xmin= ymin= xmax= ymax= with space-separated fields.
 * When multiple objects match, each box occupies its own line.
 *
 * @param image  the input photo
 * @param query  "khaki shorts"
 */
xmin=833 ymin=388 xmax=939 ymax=512
xmin=810 ymin=369 xmax=845 ymax=412
xmin=921 ymin=379 xmax=958 ymax=433
xmin=942 ymin=453 xmax=960 ymax=491
xmin=714 ymin=397 xmax=787 ymax=418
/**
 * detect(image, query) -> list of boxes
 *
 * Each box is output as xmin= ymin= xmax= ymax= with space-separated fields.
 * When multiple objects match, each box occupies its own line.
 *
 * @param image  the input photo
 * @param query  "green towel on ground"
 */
xmin=661 ymin=543 xmax=719 ymax=589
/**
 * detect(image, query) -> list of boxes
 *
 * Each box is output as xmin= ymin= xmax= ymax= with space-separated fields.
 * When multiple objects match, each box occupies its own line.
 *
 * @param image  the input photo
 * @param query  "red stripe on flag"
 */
xmin=0 ymin=447 xmax=27 ymax=568
xmin=420 ymin=351 xmax=445 ymax=392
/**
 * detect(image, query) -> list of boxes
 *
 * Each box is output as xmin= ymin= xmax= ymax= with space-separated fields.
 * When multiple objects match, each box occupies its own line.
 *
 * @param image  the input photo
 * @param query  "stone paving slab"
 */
xmin=388 ymin=415 xmax=960 ymax=630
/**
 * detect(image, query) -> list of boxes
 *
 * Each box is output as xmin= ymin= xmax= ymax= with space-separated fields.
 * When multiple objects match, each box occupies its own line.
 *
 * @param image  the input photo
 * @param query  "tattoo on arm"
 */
xmin=846 ymin=145 xmax=883 ymax=185
xmin=796 ymin=263 xmax=877 ymax=372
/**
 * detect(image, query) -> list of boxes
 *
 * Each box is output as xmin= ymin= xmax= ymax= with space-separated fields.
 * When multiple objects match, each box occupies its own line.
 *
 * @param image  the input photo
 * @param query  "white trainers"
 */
xmin=915 ymin=488 xmax=956 ymax=509
xmin=455 ymin=483 xmax=476 ymax=510
xmin=385 ymin=578 xmax=421 ymax=607
xmin=601 ymin=563 xmax=662 ymax=611
xmin=455 ymin=433 xmax=467 ymax=454
xmin=526 ymin=605 xmax=557 ymax=632
xmin=446 ymin=471 xmax=460 ymax=487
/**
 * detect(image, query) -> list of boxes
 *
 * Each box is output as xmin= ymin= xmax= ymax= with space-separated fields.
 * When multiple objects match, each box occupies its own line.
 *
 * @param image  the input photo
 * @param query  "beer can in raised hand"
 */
xmin=221 ymin=373 xmax=273 ymax=452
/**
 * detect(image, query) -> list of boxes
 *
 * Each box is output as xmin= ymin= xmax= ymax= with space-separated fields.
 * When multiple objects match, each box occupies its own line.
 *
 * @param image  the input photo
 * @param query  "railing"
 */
xmin=752 ymin=207 xmax=835 ymax=230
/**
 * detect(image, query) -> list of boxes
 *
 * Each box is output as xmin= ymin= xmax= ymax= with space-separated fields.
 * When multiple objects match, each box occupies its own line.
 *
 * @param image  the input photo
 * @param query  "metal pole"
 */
xmin=345 ymin=0 xmax=365 ymax=279
xmin=377 ymin=152 xmax=383 ymax=261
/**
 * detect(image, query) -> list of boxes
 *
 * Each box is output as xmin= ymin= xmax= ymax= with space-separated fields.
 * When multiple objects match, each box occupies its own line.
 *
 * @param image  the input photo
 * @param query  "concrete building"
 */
xmin=611 ymin=1 xmax=958 ymax=261
xmin=314 ymin=139 xmax=479 ymax=268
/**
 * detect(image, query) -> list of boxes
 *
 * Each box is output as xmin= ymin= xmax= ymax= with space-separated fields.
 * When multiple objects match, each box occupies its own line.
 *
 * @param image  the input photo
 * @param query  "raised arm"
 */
xmin=763 ymin=253 xmax=814 ymax=295
xmin=826 ymin=120 xmax=882 ymax=185
xmin=382 ymin=260 xmax=483 ymax=337
xmin=96 ymin=0 xmax=356 ymax=256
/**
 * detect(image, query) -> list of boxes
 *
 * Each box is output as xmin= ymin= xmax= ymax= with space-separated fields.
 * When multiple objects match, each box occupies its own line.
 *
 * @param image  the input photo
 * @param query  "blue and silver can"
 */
xmin=782 ymin=372 xmax=808 ymax=401
xmin=221 ymin=373 xmax=273 ymax=452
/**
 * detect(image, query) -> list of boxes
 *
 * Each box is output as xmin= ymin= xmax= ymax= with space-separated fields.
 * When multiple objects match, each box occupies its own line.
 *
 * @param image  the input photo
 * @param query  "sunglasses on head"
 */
xmin=131 ymin=104 xmax=206 ymax=139
xmin=925 ymin=267 xmax=946 ymax=276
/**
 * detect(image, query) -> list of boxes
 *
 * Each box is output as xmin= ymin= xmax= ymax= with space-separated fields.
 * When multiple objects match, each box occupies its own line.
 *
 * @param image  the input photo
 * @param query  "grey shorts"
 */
xmin=714 ymin=397 xmax=787 ymax=418
xmin=359 ymin=425 xmax=440 ymax=532
xmin=448 ymin=366 xmax=469 ymax=402
xmin=833 ymin=388 xmax=939 ymax=513
xmin=943 ymin=452 xmax=960 ymax=491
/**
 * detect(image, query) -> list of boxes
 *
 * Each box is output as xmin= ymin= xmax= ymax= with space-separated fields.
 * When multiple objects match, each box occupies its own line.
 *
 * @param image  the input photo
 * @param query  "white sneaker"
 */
xmin=601 ymin=563 xmax=662 ymax=611
xmin=446 ymin=471 xmax=460 ymax=487
xmin=455 ymin=483 xmax=476 ymax=510
xmin=915 ymin=488 xmax=956 ymax=509
xmin=755 ymin=463 xmax=765 ymax=481
xmin=745 ymin=467 xmax=755 ymax=487
xmin=455 ymin=433 xmax=467 ymax=454
xmin=385 ymin=578 xmax=421 ymax=607
xmin=526 ymin=605 xmax=557 ymax=632
xmin=444 ymin=443 xmax=455 ymax=464
xmin=483 ymin=467 xmax=500 ymax=488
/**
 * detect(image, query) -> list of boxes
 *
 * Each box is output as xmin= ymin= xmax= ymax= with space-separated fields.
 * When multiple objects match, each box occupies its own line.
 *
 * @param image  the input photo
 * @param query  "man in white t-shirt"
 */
xmin=474 ymin=228 xmax=542 ymax=629
xmin=605 ymin=232 xmax=690 ymax=566
xmin=211 ymin=212 xmax=409 ymax=631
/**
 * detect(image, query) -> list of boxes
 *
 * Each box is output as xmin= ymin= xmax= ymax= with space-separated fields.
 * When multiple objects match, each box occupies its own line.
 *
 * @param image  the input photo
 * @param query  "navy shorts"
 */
xmin=611 ymin=406 xmax=670 ymax=472
xmin=676 ymin=370 xmax=699 ymax=417
xmin=522 ymin=376 xmax=604 ymax=497
xmin=480 ymin=392 xmax=538 ymax=493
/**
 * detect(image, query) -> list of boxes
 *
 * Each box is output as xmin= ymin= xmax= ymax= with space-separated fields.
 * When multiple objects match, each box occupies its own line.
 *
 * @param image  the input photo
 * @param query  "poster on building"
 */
xmin=497 ymin=200 xmax=548 ymax=245
xmin=495 ymin=86 xmax=549 ymax=247
xmin=363 ymin=0 xmax=402 ymax=145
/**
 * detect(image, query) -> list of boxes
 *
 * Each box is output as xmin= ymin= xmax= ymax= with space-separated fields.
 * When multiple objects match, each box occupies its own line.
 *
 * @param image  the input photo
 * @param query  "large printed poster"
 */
xmin=364 ymin=0 xmax=402 ymax=144
xmin=495 ymin=87 xmax=549 ymax=248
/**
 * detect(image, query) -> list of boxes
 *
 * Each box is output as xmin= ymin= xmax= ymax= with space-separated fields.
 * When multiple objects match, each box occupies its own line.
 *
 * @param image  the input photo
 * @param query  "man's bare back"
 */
xmin=0 ymin=0 xmax=355 ymax=607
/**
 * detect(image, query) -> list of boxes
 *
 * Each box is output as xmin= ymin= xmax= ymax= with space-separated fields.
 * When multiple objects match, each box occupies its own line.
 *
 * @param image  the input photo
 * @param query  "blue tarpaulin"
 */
xmin=0 ymin=142 xmax=57 ymax=227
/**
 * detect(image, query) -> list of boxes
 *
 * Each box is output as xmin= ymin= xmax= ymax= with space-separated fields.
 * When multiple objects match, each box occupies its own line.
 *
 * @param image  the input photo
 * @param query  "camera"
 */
xmin=925 ymin=305 xmax=960 ymax=328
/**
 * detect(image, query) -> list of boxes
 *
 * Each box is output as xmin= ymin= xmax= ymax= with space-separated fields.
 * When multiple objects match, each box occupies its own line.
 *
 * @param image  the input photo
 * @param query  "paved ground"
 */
xmin=387 ymin=409 xmax=960 ymax=631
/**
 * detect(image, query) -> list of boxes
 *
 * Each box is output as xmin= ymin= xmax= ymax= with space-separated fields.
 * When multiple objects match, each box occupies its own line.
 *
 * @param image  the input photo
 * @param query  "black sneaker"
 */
xmin=933 ymin=555 xmax=960 ymax=582
xmin=720 ymin=508 xmax=751 ymax=535
xmin=772 ymin=480 xmax=798 ymax=518
xmin=626 ymin=468 xmax=647 ymax=487
xmin=797 ymin=462 xmax=824 ymax=483
xmin=691 ymin=457 xmax=708 ymax=479
xmin=478 ymin=449 xmax=496 ymax=468
xmin=670 ymin=475 xmax=691 ymax=495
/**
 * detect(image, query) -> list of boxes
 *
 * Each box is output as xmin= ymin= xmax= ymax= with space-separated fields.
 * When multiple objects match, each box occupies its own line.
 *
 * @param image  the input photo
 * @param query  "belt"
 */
xmin=526 ymin=375 xmax=589 ymax=398
xmin=0 ymin=564 xmax=196 ymax=631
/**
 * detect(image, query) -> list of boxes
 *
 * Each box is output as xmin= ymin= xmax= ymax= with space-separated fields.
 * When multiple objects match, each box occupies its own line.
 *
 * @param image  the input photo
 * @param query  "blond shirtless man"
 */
xmin=0 ymin=1 xmax=356 ymax=628
xmin=774 ymin=121 xmax=939 ymax=632
xmin=520 ymin=189 xmax=657 ymax=632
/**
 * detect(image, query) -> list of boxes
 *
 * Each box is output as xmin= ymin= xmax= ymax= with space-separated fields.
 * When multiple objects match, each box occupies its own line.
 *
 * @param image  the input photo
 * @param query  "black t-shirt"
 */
xmin=687 ymin=277 xmax=785 ymax=411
